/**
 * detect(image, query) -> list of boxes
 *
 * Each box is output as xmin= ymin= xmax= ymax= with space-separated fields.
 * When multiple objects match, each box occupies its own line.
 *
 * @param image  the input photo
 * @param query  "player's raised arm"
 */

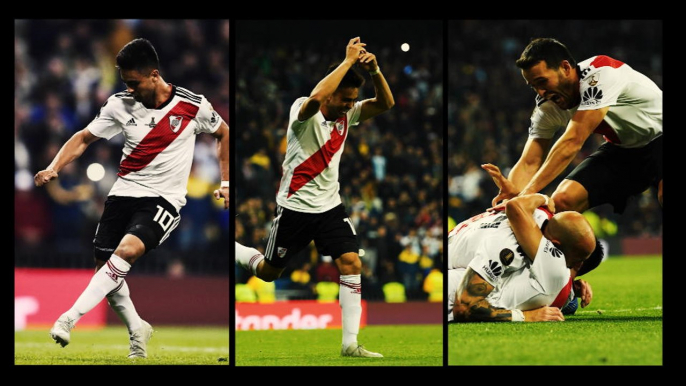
xmin=519 ymin=107 xmax=608 ymax=196
xmin=504 ymin=193 xmax=553 ymax=261
xmin=34 ymin=128 xmax=100 ymax=187
xmin=453 ymin=268 xmax=563 ymax=322
xmin=357 ymin=50 xmax=394 ymax=122
xmin=211 ymin=120 xmax=230 ymax=209
xmin=492 ymin=137 xmax=553 ymax=206
xmin=298 ymin=37 xmax=367 ymax=122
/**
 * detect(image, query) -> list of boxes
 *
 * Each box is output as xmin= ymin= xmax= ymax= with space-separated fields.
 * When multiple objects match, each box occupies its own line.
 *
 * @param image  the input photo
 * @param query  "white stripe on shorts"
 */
xmin=264 ymin=205 xmax=284 ymax=261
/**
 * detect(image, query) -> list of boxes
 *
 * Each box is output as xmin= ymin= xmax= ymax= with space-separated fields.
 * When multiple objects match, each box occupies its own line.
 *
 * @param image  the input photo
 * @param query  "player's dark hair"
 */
xmin=326 ymin=63 xmax=365 ymax=89
xmin=516 ymin=38 xmax=576 ymax=70
xmin=577 ymin=239 xmax=604 ymax=276
xmin=116 ymin=38 xmax=160 ymax=73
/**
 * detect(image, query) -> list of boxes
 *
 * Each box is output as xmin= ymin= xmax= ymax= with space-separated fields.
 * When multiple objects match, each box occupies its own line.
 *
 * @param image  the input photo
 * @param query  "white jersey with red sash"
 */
xmin=447 ymin=207 xmax=572 ymax=321
xmin=86 ymin=85 xmax=222 ymax=211
xmin=276 ymin=97 xmax=362 ymax=213
xmin=528 ymin=55 xmax=662 ymax=149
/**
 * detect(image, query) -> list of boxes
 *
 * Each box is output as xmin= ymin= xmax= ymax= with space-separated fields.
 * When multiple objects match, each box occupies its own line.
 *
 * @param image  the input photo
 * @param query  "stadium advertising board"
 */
xmin=235 ymin=300 xmax=368 ymax=330
xmin=15 ymin=269 xmax=107 ymax=330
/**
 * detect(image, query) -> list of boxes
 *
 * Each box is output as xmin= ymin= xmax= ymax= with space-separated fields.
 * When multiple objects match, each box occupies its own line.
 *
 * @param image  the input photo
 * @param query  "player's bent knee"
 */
xmin=114 ymin=233 xmax=147 ymax=263
xmin=552 ymin=183 xmax=588 ymax=213
xmin=258 ymin=263 xmax=284 ymax=282
xmin=336 ymin=252 xmax=361 ymax=275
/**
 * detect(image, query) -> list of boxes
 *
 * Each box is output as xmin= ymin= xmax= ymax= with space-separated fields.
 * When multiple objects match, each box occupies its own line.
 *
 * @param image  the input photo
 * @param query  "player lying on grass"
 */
xmin=447 ymin=164 xmax=603 ymax=322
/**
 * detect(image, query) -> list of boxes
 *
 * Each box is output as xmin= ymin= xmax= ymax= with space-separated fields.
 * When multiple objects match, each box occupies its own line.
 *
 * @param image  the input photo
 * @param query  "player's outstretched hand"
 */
xmin=34 ymin=169 xmax=58 ymax=187
xmin=482 ymin=163 xmax=518 ymax=207
xmin=573 ymin=279 xmax=593 ymax=308
xmin=358 ymin=51 xmax=378 ymax=73
xmin=214 ymin=186 xmax=229 ymax=210
xmin=346 ymin=37 xmax=367 ymax=64
xmin=523 ymin=306 xmax=565 ymax=322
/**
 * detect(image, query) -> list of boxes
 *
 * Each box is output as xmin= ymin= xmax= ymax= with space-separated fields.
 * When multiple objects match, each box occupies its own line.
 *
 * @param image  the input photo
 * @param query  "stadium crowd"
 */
xmin=447 ymin=20 xmax=663 ymax=240
xmin=235 ymin=22 xmax=444 ymax=301
xmin=14 ymin=19 xmax=231 ymax=275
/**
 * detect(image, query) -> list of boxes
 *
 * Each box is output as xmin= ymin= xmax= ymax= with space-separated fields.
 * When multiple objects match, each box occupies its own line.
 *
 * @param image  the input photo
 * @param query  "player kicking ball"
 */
xmin=35 ymin=38 xmax=230 ymax=359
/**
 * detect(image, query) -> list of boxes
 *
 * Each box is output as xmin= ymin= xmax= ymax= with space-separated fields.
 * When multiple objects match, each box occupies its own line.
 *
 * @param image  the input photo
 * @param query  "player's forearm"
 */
xmin=509 ymin=160 xmax=538 ymax=193
xmin=216 ymin=129 xmax=229 ymax=183
xmin=47 ymin=131 xmax=92 ymax=172
xmin=453 ymin=299 xmax=517 ymax=322
xmin=368 ymin=71 xmax=395 ymax=111
xmin=506 ymin=194 xmax=548 ymax=217
xmin=309 ymin=59 xmax=356 ymax=101
xmin=520 ymin=139 xmax=581 ymax=195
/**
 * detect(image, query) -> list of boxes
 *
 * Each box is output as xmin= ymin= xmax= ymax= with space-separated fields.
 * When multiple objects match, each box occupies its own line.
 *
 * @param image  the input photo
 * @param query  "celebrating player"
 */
xmin=447 ymin=187 xmax=601 ymax=322
xmin=35 ymin=38 xmax=229 ymax=358
xmin=236 ymin=36 xmax=394 ymax=357
xmin=491 ymin=38 xmax=662 ymax=214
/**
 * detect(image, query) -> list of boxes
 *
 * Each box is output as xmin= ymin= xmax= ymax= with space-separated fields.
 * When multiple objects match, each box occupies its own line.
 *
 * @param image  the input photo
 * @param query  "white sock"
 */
xmin=63 ymin=254 xmax=131 ymax=323
xmin=339 ymin=274 xmax=362 ymax=348
xmin=235 ymin=242 xmax=264 ymax=276
xmin=106 ymin=279 xmax=142 ymax=333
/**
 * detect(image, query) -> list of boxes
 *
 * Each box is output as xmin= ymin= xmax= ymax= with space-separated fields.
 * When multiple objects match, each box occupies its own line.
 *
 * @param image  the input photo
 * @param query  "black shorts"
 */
xmin=93 ymin=196 xmax=180 ymax=261
xmin=264 ymin=204 xmax=359 ymax=269
xmin=566 ymin=135 xmax=662 ymax=213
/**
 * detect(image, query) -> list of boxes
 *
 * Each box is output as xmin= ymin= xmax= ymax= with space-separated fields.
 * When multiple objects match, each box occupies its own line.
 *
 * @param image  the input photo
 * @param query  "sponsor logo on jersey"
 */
xmin=500 ymin=249 xmax=514 ymax=266
xmin=210 ymin=111 xmax=218 ymax=126
xmin=125 ymin=118 xmax=137 ymax=126
xmin=147 ymin=117 xmax=157 ymax=128
xmin=482 ymin=260 xmax=503 ymax=282
xmin=277 ymin=247 xmax=288 ymax=258
xmin=543 ymin=240 xmax=563 ymax=258
xmin=169 ymin=115 xmax=183 ymax=133
xmin=581 ymin=86 xmax=603 ymax=106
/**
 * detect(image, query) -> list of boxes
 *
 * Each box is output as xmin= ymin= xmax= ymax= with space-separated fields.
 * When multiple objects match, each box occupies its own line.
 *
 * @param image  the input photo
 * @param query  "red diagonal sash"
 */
xmin=118 ymin=101 xmax=199 ymax=177
xmin=288 ymin=116 xmax=348 ymax=197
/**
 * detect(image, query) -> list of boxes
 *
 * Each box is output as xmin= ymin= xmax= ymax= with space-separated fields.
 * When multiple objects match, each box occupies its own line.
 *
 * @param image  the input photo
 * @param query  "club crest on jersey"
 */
xmin=500 ymin=249 xmax=514 ymax=266
xmin=277 ymin=247 xmax=288 ymax=258
xmin=169 ymin=115 xmax=183 ymax=133
xmin=587 ymin=72 xmax=600 ymax=87
xmin=334 ymin=120 xmax=345 ymax=135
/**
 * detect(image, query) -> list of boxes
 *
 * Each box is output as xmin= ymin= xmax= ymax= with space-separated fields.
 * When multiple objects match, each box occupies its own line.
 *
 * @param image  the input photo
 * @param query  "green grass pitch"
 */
xmin=449 ymin=255 xmax=663 ymax=365
xmin=15 ymin=326 xmax=229 ymax=365
xmin=236 ymin=324 xmax=443 ymax=366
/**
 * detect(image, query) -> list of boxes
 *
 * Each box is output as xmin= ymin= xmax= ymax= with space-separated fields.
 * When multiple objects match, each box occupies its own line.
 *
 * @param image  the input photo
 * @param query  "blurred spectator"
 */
xmin=315 ymin=255 xmax=340 ymax=283
xmin=15 ymin=19 xmax=230 ymax=275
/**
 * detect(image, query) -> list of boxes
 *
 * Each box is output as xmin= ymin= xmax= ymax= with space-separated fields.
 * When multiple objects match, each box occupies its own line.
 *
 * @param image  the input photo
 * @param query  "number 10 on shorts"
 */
xmin=344 ymin=218 xmax=357 ymax=235
xmin=154 ymin=205 xmax=175 ymax=231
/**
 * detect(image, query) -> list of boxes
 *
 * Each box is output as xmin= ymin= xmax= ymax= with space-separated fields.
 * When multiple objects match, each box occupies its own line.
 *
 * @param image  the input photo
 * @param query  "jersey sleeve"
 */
xmin=528 ymin=101 xmax=570 ymax=139
xmin=466 ymin=244 xmax=504 ymax=288
xmin=290 ymin=97 xmax=310 ymax=131
xmin=194 ymin=97 xmax=223 ymax=134
xmin=528 ymin=237 xmax=570 ymax=295
xmin=85 ymin=97 xmax=122 ymax=140
xmin=347 ymin=101 xmax=363 ymax=126
xmin=578 ymin=65 xmax=623 ymax=111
